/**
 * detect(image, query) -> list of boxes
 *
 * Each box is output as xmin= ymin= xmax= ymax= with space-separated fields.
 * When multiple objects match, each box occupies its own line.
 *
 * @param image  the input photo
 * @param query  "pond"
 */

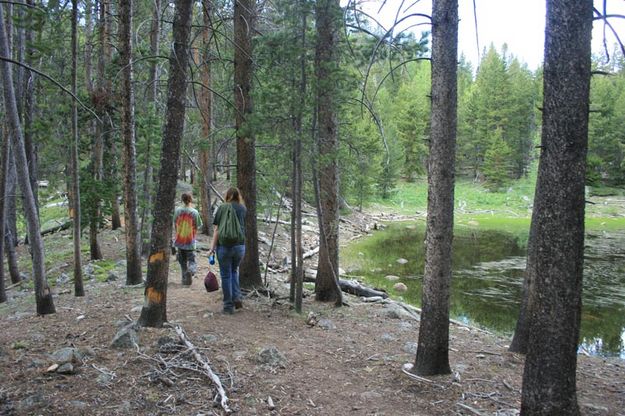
xmin=342 ymin=222 xmax=625 ymax=358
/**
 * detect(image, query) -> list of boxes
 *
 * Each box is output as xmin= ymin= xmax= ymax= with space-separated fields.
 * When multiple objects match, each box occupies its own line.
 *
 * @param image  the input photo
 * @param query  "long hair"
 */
xmin=225 ymin=187 xmax=245 ymax=206
xmin=181 ymin=192 xmax=193 ymax=205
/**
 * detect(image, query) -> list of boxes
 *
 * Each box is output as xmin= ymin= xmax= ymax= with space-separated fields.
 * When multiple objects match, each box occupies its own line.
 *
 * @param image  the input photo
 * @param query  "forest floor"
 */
xmin=1 ymin=197 xmax=624 ymax=416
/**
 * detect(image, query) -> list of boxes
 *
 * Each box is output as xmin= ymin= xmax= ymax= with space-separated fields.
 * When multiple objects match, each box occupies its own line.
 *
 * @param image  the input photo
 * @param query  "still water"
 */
xmin=342 ymin=223 xmax=625 ymax=358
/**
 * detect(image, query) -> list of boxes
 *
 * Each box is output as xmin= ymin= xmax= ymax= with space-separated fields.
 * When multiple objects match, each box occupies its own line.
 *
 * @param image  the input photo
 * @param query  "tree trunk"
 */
xmin=138 ymin=0 xmax=193 ymax=328
xmin=0 ymin=4 xmax=55 ymax=314
xmin=4 ymin=147 xmax=20 ymax=284
xmin=70 ymin=0 xmax=84 ymax=296
xmin=23 ymin=0 xmax=38 ymax=212
xmin=413 ymin=0 xmax=457 ymax=376
xmin=509 ymin=219 xmax=536 ymax=354
xmin=119 ymin=0 xmax=142 ymax=285
xmin=520 ymin=1 xmax=592 ymax=414
xmin=314 ymin=0 xmax=342 ymax=305
xmin=234 ymin=0 xmax=262 ymax=288
xmin=0 ymin=126 xmax=9 ymax=303
xmin=199 ymin=0 xmax=213 ymax=236
xmin=139 ymin=0 xmax=161 ymax=254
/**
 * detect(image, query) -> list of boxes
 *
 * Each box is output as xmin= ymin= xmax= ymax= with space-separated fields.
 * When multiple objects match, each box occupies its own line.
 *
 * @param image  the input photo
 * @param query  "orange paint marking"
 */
xmin=146 ymin=287 xmax=163 ymax=304
xmin=149 ymin=251 xmax=165 ymax=263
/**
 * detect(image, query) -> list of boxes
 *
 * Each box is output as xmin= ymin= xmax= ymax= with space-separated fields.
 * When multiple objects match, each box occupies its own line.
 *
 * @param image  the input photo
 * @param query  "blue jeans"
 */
xmin=216 ymin=244 xmax=245 ymax=311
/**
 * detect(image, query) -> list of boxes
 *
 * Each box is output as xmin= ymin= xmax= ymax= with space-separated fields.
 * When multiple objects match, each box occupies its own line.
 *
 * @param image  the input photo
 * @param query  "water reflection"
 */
xmin=343 ymin=224 xmax=625 ymax=358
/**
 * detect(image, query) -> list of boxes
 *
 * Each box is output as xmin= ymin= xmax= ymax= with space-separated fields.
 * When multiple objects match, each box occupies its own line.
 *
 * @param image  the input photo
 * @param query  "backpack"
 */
xmin=218 ymin=203 xmax=244 ymax=246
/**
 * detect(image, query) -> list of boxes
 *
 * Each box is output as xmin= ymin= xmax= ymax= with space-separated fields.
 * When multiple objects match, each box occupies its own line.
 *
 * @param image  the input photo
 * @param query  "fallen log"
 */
xmin=339 ymin=279 xmax=388 ymax=299
xmin=41 ymin=220 xmax=72 ymax=236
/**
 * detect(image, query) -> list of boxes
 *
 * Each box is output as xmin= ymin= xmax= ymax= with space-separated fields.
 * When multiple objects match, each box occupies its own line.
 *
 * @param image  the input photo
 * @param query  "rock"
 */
xmin=381 ymin=333 xmax=395 ymax=342
xmin=403 ymin=342 xmax=418 ymax=355
xmin=56 ymin=273 xmax=70 ymax=286
xmin=396 ymin=258 xmax=409 ymax=265
xmin=50 ymin=347 xmax=83 ymax=364
xmin=398 ymin=321 xmax=413 ymax=331
xmin=385 ymin=275 xmax=401 ymax=281
xmin=318 ymin=319 xmax=336 ymax=330
xmin=84 ymin=264 xmax=96 ymax=278
xmin=305 ymin=311 xmax=318 ymax=327
xmin=384 ymin=303 xmax=419 ymax=321
xmin=105 ymin=272 xmax=119 ymax=282
xmin=258 ymin=346 xmax=287 ymax=368
xmin=338 ymin=267 xmax=346 ymax=276
xmin=393 ymin=282 xmax=408 ymax=292
xmin=361 ymin=296 xmax=384 ymax=303
xmin=111 ymin=325 xmax=139 ymax=349
xmin=57 ymin=363 xmax=75 ymax=374
xmin=18 ymin=393 xmax=44 ymax=411
xmin=116 ymin=260 xmax=127 ymax=268
xmin=46 ymin=364 xmax=59 ymax=373
xmin=202 ymin=334 xmax=219 ymax=343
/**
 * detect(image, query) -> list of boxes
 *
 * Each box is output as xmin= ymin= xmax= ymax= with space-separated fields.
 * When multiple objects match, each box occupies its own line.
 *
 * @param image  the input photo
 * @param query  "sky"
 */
xmin=347 ymin=0 xmax=625 ymax=71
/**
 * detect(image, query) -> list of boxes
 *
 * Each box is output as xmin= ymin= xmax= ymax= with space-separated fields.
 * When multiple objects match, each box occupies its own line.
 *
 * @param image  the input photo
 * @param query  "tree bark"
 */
xmin=138 ymin=0 xmax=193 ymax=328
xmin=520 ymin=1 xmax=592 ymax=414
xmin=0 ymin=4 xmax=55 ymax=314
xmin=23 ymin=0 xmax=38 ymax=212
xmin=4 ymin=146 xmax=20 ymax=284
xmin=139 ymin=0 xmax=161 ymax=254
xmin=119 ymin=0 xmax=142 ymax=285
xmin=314 ymin=0 xmax=342 ymax=304
xmin=413 ymin=0 xmax=457 ymax=376
xmin=234 ymin=0 xmax=262 ymax=288
xmin=199 ymin=0 xmax=213 ymax=236
xmin=0 ymin=127 xmax=9 ymax=303
xmin=71 ymin=0 xmax=85 ymax=296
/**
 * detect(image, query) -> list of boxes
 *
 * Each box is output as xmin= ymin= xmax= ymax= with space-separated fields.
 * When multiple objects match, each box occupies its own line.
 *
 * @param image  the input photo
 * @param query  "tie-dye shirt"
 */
xmin=173 ymin=206 xmax=203 ymax=250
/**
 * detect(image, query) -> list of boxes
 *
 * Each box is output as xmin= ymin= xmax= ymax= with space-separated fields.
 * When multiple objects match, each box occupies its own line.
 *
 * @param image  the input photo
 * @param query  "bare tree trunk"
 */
xmin=413 ymin=0 xmax=457 ymax=376
xmin=71 ymin=0 xmax=84 ymax=296
xmin=234 ymin=0 xmax=262 ymax=288
xmin=23 ymin=0 xmax=38 ymax=211
xmin=0 ymin=4 xmax=55 ymax=314
xmin=139 ymin=0 xmax=161 ymax=254
xmin=0 ymin=126 xmax=9 ymax=303
xmin=198 ymin=0 xmax=213 ymax=236
xmin=520 ymin=1 xmax=592 ymax=414
xmin=314 ymin=0 xmax=342 ymax=305
xmin=138 ymin=0 xmax=193 ymax=327
xmin=119 ymin=0 xmax=142 ymax=285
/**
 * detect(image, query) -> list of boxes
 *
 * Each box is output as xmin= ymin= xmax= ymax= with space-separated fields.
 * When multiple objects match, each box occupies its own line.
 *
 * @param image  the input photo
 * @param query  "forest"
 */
xmin=1 ymin=0 xmax=624 ymax=415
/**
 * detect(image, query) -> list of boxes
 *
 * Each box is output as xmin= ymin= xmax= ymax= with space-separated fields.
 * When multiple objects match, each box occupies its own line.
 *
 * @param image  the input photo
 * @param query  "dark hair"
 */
xmin=225 ymin=187 xmax=245 ymax=206
xmin=181 ymin=192 xmax=193 ymax=205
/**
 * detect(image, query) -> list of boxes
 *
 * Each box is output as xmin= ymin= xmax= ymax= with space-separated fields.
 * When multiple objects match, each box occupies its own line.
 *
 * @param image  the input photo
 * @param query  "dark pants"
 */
xmin=177 ymin=249 xmax=196 ymax=285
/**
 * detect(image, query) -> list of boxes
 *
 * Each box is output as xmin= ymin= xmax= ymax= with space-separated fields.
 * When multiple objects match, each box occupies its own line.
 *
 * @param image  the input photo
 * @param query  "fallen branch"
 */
xmin=456 ymin=403 xmax=485 ymax=415
xmin=303 ymin=246 xmax=319 ymax=259
xmin=168 ymin=324 xmax=231 ymax=413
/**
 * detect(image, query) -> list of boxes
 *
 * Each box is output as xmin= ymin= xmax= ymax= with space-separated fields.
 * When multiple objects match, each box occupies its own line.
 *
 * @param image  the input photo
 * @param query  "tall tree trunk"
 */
xmin=198 ymin=0 xmax=213 ymax=236
xmin=520 ymin=1 xmax=592 ymax=414
xmin=23 ymin=0 xmax=38 ymax=212
xmin=138 ymin=0 xmax=193 ymax=328
xmin=314 ymin=0 xmax=342 ymax=304
xmin=84 ymin=0 xmax=94 ymax=93
xmin=0 ymin=126 xmax=9 ymax=303
xmin=413 ymin=0 xmax=457 ymax=376
xmin=0 ymin=3 xmax=55 ymax=314
xmin=139 ymin=0 xmax=161 ymax=254
xmin=234 ymin=0 xmax=261 ymax=288
xmin=119 ymin=0 xmax=142 ymax=285
xmin=4 ymin=146 xmax=19 ymax=284
xmin=71 ymin=0 xmax=84 ymax=296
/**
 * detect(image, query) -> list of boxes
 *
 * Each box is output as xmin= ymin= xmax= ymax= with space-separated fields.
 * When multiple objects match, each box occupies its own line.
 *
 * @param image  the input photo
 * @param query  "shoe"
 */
xmin=221 ymin=308 xmax=234 ymax=315
xmin=234 ymin=299 xmax=243 ymax=310
xmin=182 ymin=271 xmax=192 ymax=286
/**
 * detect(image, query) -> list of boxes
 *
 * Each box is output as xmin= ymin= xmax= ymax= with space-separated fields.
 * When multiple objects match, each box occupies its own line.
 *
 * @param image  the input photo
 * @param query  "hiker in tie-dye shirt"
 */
xmin=173 ymin=192 xmax=203 ymax=285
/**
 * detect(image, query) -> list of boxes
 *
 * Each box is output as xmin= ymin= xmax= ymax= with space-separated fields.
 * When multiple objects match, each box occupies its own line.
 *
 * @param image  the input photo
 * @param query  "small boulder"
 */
xmin=111 ymin=325 xmax=139 ymax=349
xmin=393 ymin=282 xmax=408 ymax=292
xmin=50 ymin=347 xmax=83 ymax=365
xmin=258 ymin=346 xmax=287 ymax=368
xmin=396 ymin=258 xmax=409 ymax=265
xmin=385 ymin=275 xmax=401 ymax=282
xmin=105 ymin=272 xmax=119 ymax=282
xmin=57 ymin=363 xmax=75 ymax=374
xmin=56 ymin=273 xmax=70 ymax=286
xmin=318 ymin=319 xmax=336 ymax=330
xmin=403 ymin=342 xmax=418 ymax=355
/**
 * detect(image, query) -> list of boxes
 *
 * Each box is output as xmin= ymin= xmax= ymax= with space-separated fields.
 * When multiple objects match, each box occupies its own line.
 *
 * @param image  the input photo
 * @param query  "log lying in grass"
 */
xmin=338 ymin=279 xmax=388 ymax=299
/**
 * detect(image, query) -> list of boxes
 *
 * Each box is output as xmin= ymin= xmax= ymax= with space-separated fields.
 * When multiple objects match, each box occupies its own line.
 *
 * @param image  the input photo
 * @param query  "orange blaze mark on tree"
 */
xmin=149 ymin=251 xmax=165 ymax=263
xmin=146 ymin=287 xmax=163 ymax=304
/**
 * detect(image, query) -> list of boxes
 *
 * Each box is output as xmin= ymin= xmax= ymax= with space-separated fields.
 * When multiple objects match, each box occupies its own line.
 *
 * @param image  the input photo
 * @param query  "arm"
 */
xmin=210 ymin=225 xmax=219 ymax=253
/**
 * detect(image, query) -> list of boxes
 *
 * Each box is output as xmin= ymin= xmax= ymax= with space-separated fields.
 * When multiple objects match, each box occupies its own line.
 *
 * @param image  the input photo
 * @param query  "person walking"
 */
xmin=173 ymin=192 xmax=202 ymax=285
xmin=210 ymin=187 xmax=246 ymax=314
